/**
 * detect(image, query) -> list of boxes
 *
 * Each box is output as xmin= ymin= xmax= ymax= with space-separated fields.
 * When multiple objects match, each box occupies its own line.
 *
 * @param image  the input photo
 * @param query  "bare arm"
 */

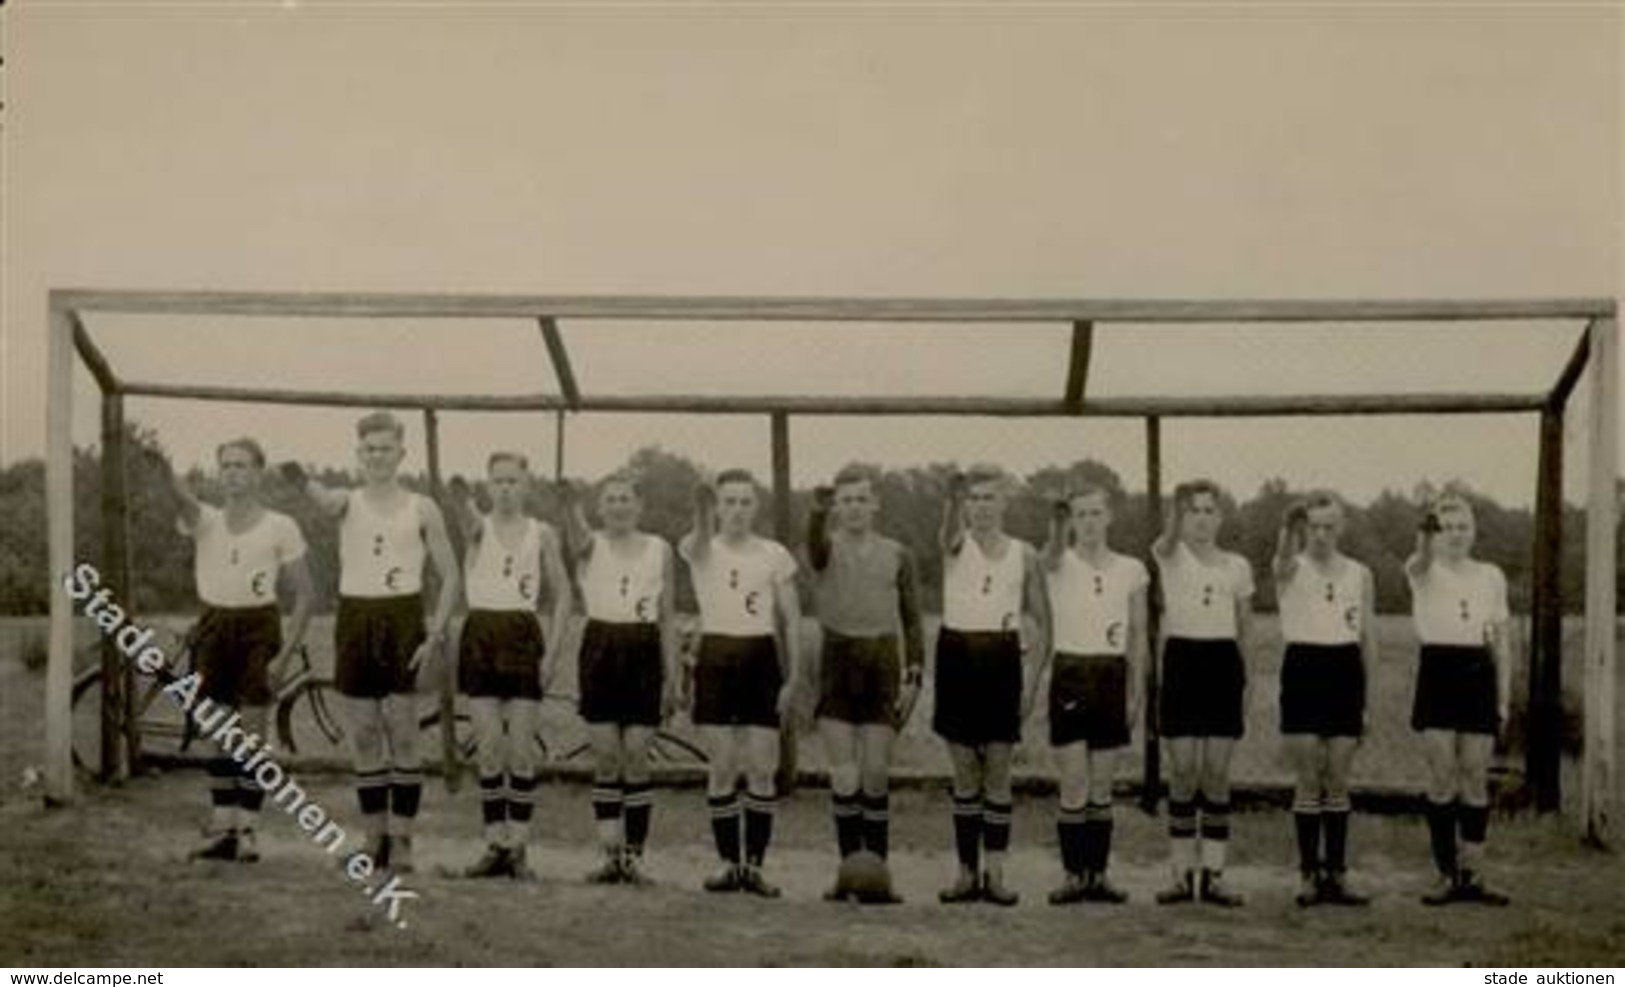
xmin=557 ymin=481 xmax=595 ymax=568
xmin=420 ymin=499 xmax=461 ymax=639
xmin=1041 ymin=499 xmax=1069 ymax=573
xmin=1151 ymin=496 xmax=1183 ymax=562
xmin=680 ymin=481 xmax=716 ymax=564
xmin=1404 ymin=510 xmax=1441 ymax=582
xmin=896 ymin=547 xmax=926 ymax=679
xmin=773 ymin=575 xmax=803 ymax=719
xmin=537 ymin=524 xmax=573 ymax=671
xmin=278 ymin=461 xmax=349 ymax=518
xmin=1127 ymin=581 xmax=1150 ymax=727
xmin=658 ymin=546 xmax=682 ymax=716
xmin=806 ymin=486 xmax=834 ymax=572
xmin=1358 ymin=566 xmax=1378 ymax=724
xmin=1273 ymin=501 xmax=1307 ymax=585
xmin=938 ymin=473 xmax=966 ymax=557
xmin=1020 ymin=545 xmax=1053 ymax=717
xmin=274 ymin=555 xmax=316 ymax=678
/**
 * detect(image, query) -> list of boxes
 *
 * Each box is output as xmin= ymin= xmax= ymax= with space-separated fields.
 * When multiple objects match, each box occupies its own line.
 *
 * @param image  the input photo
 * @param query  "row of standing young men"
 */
xmin=170 ymin=411 xmax=1512 ymax=909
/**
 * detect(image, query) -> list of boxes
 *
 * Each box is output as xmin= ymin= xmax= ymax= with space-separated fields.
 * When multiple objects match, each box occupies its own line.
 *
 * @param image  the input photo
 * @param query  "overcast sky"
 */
xmin=4 ymin=5 xmax=1620 ymax=506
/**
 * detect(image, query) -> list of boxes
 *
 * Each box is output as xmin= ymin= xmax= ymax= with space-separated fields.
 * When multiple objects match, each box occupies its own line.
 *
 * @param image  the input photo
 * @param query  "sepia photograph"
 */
xmin=0 ymin=2 xmax=1621 ymax=972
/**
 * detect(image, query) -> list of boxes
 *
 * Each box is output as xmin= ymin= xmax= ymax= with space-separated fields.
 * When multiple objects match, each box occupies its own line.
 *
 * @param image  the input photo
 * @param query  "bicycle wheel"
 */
xmin=276 ymin=680 xmax=349 ymax=759
xmin=651 ymin=730 xmax=710 ymax=765
xmin=71 ymin=649 xmax=197 ymax=772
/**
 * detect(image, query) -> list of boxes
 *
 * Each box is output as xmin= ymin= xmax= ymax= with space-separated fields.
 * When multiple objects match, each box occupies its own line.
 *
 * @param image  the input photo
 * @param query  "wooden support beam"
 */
xmin=1550 ymin=326 xmax=1593 ymax=411
xmin=1581 ymin=317 xmax=1618 ymax=846
xmin=120 ymin=380 xmax=1549 ymax=419
xmin=52 ymin=288 xmax=1616 ymax=324
xmin=1063 ymin=321 xmax=1093 ymax=412
xmin=1527 ymin=408 xmax=1565 ymax=812
xmin=45 ymin=302 xmax=76 ymax=805
xmin=537 ymin=318 xmax=581 ymax=409
xmin=71 ymin=314 xmax=121 ymax=394
xmin=99 ymin=393 xmax=131 ymax=782
xmin=770 ymin=412 xmax=797 ymax=797
xmin=1140 ymin=416 xmax=1163 ymax=815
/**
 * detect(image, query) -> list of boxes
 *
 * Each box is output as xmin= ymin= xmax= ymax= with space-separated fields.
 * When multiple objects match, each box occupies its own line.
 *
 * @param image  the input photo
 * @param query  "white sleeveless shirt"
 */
xmin=943 ymin=535 xmax=1028 ymax=633
xmin=1279 ymin=554 xmax=1367 ymax=646
xmin=1408 ymin=559 xmax=1508 ymax=647
xmin=465 ymin=516 xmax=542 ymax=611
xmin=1156 ymin=542 xmax=1254 ymax=640
xmin=339 ymin=490 xmax=428 ymax=598
xmin=682 ymin=535 xmax=797 ymax=637
xmin=181 ymin=505 xmax=307 ymax=609
xmin=581 ymin=532 xmax=668 ymax=624
xmin=1047 ymin=549 xmax=1147 ymax=655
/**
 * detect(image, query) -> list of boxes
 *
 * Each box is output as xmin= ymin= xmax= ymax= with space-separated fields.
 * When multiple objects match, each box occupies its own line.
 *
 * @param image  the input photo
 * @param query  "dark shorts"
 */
xmin=692 ymin=633 xmax=782 ymax=729
xmin=1280 ymin=643 xmax=1366 ymax=737
xmin=1159 ymin=637 xmax=1246 ymax=739
xmin=815 ymin=630 xmax=901 ymax=726
xmin=335 ymin=595 xmax=424 ymax=699
xmin=1411 ymin=644 xmax=1498 ymax=735
xmin=1049 ymin=652 xmax=1130 ymax=750
xmin=932 ymin=628 xmax=1022 ymax=747
xmin=458 ymin=609 xmax=544 ymax=701
xmin=578 ymin=620 xmax=663 ymax=727
xmin=194 ymin=605 xmax=281 ymax=707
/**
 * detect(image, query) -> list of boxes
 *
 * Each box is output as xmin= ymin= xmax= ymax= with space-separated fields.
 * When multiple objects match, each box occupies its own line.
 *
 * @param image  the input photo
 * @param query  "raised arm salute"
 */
xmin=1152 ymin=480 xmax=1253 ymax=908
xmin=568 ymin=472 xmax=680 ymax=886
xmin=1043 ymin=485 xmax=1148 ymax=906
xmin=807 ymin=465 xmax=925 ymax=904
xmin=681 ymin=469 xmax=801 ymax=898
xmin=455 ymin=453 xmax=569 ymax=881
xmin=171 ymin=438 xmax=313 ymax=864
xmin=1407 ymin=495 xmax=1511 ymax=907
xmin=1275 ymin=493 xmax=1374 ymax=907
xmin=282 ymin=411 xmax=459 ymax=875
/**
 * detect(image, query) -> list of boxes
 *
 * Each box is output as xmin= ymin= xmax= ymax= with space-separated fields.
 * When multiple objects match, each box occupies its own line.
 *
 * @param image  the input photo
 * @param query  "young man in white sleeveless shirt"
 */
xmin=1274 ymin=492 xmax=1376 ymax=906
xmin=1040 ymin=484 xmax=1147 ymax=905
xmin=447 ymin=453 xmax=570 ymax=879
xmin=560 ymin=471 xmax=680 ymax=886
xmin=1407 ymin=494 xmax=1511 ymax=906
xmin=168 ymin=438 xmax=314 ymax=863
xmin=679 ymin=469 xmax=803 ymax=897
xmin=1151 ymin=479 xmax=1254 ymax=907
xmin=282 ymin=411 xmax=459 ymax=874
xmin=933 ymin=465 xmax=1051 ymax=906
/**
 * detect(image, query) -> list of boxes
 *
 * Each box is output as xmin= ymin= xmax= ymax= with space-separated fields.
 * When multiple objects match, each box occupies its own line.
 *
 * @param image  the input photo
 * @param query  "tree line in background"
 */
xmin=0 ymin=423 xmax=1616 ymax=617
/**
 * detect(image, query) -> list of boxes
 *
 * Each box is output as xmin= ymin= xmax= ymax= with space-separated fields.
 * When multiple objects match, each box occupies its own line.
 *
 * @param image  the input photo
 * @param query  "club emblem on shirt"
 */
xmin=1093 ymin=574 xmax=1104 ymax=596
xmin=1202 ymin=584 xmax=1215 ymax=607
xmin=1325 ymin=582 xmax=1336 ymax=603
xmin=502 ymin=555 xmax=514 ymax=579
xmin=373 ymin=534 xmax=386 ymax=557
xmin=1001 ymin=611 xmax=1019 ymax=632
xmin=744 ymin=591 xmax=762 ymax=616
xmin=1105 ymin=621 xmax=1124 ymax=649
xmin=729 ymin=569 xmax=740 ymax=590
xmin=1459 ymin=599 xmax=1471 ymax=622
xmin=619 ymin=575 xmax=631 ymax=598
xmin=250 ymin=570 xmax=270 ymax=598
xmin=1344 ymin=605 xmax=1360 ymax=632
xmin=635 ymin=596 xmax=655 ymax=621
xmin=982 ymin=574 xmax=994 ymax=595
xmin=517 ymin=573 xmax=536 ymax=601
xmin=384 ymin=566 xmax=405 ymax=591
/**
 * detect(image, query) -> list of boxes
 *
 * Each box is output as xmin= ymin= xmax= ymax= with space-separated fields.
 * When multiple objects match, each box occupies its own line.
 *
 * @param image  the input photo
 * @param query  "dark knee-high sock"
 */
xmin=832 ymin=791 xmax=862 ymax=858
xmin=1322 ymin=795 xmax=1352 ymax=875
xmin=1426 ymin=798 xmax=1458 ymax=877
xmin=743 ymin=791 xmax=776 ymax=866
xmin=1168 ymin=798 xmax=1198 ymax=877
xmin=356 ymin=768 xmax=389 ymax=835
xmin=389 ymin=768 xmax=423 ymax=824
xmin=1084 ymin=802 xmax=1115 ymax=874
xmin=1057 ymin=804 xmax=1088 ymax=877
xmin=1457 ymin=802 xmax=1489 ymax=874
xmin=982 ymin=798 xmax=1013 ymax=857
xmin=708 ymin=790 xmax=742 ymax=864
xmin=1200 ymin=799 xmax=1232 ymax=874
xmin=860 ymin=792 xmax=890 ymax=859
xmin=478 ymin=773 xmax=506 ymax=844
xmin=952 ymin=794 xmax=982 ymax=870
xmin=208 ymin=757 xmax=241 ymax=830
xmin=1292 ymin=796 xmax=1323 ymax=876
xmin=623 ymin=781 xmax=653 ymax=857
xmin=507 ymin=773 xmax=538 ymax=842
xmin=591 ymin=781 xmax=625 ymax=849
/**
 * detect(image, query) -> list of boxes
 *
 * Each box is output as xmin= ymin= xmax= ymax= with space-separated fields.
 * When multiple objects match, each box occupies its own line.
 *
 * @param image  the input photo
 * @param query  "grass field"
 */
xmin=2 ymin=613 xmax=1623 ymax=966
